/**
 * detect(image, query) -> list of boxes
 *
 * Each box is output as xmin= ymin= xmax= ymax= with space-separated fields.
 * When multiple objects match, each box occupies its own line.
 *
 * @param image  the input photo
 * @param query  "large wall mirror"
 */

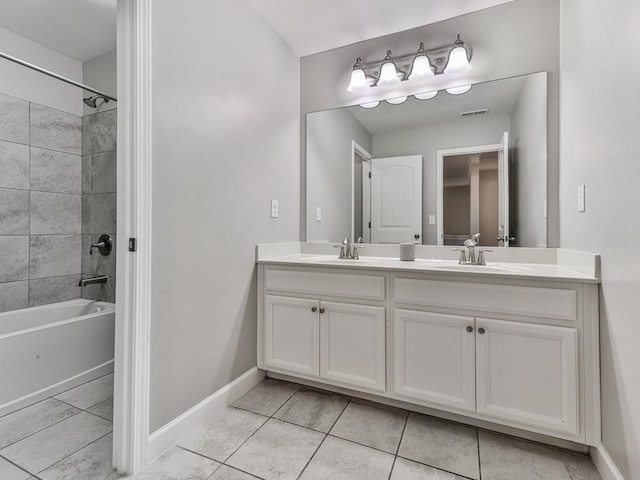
xmin=306 ymin=71 xmax=548 ymax=248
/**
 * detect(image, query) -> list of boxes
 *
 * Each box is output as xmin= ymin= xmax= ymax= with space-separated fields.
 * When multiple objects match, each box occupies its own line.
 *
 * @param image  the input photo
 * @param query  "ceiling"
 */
xmin=0 ymin=0 xmax=117 ymax=62
xmin=245 ymin=0 xmax=514 ymax=57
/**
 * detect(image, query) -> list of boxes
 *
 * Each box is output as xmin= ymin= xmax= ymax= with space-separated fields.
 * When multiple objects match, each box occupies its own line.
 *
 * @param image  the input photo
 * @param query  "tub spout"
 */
xmin=79 ymin=276 xmax=108 ymax=287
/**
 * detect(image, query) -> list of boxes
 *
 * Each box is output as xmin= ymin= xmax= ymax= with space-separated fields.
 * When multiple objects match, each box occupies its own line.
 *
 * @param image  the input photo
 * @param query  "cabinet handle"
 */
xmin=319 ymin=308 xmax=326 ymax=314
xmin=466 ymin=326 xmax=473 ymax=333
xmin=311 ymin=307 xmax=317 ymax=312
xmin=478 ymin=327 xmax=486 ymax=334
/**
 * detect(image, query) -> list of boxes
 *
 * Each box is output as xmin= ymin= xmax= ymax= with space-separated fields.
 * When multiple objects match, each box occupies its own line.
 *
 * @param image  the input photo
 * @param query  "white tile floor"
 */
xmin=0 ymin=376 xmax=603 ymax=480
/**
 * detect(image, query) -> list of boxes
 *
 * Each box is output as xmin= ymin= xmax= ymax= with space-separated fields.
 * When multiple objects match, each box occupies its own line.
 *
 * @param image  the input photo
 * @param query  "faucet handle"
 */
xmin=451 ymin=248 xmax=467 ymax=264
xmin=333 ymin=244 xmax=347 ymax=259
xmin=352 ymin=244 xmax=365 ymax=260
xmin=477 ymin=249 xmax=494 ymax=265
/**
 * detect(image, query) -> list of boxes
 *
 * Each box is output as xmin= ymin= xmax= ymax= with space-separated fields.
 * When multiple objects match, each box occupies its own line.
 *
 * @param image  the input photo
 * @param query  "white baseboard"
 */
xmin=0 ymin=360 xmax=114 ymax=418
xmin=146 ymin=367 xmax=265 ymax=464
xmin=591 ymin=445 xmax=625 ymax=480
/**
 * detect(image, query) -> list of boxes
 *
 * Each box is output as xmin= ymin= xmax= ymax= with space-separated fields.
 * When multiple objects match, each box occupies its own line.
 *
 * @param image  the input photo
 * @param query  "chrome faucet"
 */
xmin=451 ymin=233 xmax=493 ymax=265
xmin=334 ymin=237 xmax=365 ymax=260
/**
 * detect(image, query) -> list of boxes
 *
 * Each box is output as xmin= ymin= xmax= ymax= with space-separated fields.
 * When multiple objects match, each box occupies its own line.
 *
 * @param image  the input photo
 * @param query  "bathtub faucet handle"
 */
xmin=89 ymin=234 xmax=112 ymax=256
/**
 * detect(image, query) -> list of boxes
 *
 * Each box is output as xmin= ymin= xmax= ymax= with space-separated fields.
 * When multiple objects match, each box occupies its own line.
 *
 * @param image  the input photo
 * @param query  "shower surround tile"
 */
xmin=82 ymin=194 xmax=116 ymax=235
xmin=0 ymin=140 xmax=29 ymax=189
xmin=0 ymin=93 xmax=29 ymax=145
xmin=90 ymin=151 xmax=117 ymax=193
xmin=29 ymin=235 xmax=81 ymax=279
xmin=0 ymin=236 xmax=29 ymax=282
xmin=82 ymin=109 xmax=116 ymax=155
xmin=80 ymin=275 xmax=115 ymax=303
xmin=30 ymin=192 xmax=81 ymax=234
xmin=29 ymin=275 xmax=81 ymax=307
xmin=0 ymin=281 xmax=28 ymax=312
xmin=30 ymin=104 xmax=82 ymax=155
xmin=0 ymin=188 xmax=29 ymax=234
xmin=30 ymin=147 xmax=82 ymax=194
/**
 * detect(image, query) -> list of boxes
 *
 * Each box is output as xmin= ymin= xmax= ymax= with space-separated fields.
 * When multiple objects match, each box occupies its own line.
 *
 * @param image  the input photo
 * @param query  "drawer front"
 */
xmin=265 ymin=268 xmax=386 ymax=301
xmin=394 ymin=278 xmax=576 ymax=321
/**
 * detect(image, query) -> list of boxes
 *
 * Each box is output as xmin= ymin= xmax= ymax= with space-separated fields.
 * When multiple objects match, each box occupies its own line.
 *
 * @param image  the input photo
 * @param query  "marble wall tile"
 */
xmin=30 ymin=147 xmax=82 ymax=194
xmin=82 ymin=194 xmax=116 ymax=235
xmin=82 ymin=155 xmax=91 ymax=193
xmin=0 ymin=93 xmax=29 ymax=145
xmin=30 ymin=235 xmax=81 ymax=279
xmin=30 ymin=104 xmax=82 ymax=155
xmin=30 ymin=192 xmax=81 ymax=234
xmin=82 ymin=109 xmax=116 ymax=155
xmin=29 ymin=275 xmax=81 ymax=307
xmin=0 ymin=188 xmax=29 ymax=234
xmin=82 ymin=234 xmax=116 ymax=276
xmin=81 ymin=275 xmax=115 ymax=303
xmin=90 ymin=151 xmax=117 ymax=193
xmin=0 ymin=236 xmax=29 ymax=282
xmin=0 ymin=141 xmax=29 ymax=189
xmin=0 ymin=281 xmax=28 ymax=313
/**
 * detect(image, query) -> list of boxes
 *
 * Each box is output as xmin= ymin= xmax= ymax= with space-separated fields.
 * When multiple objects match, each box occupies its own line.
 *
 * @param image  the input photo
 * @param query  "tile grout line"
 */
xmin=0 ymin=451 xmax=40 ymax=479
xmin=387 ymin=410 xmax=410 ymax=480
xmin=477 ymin=428 xmax=482 ymax=480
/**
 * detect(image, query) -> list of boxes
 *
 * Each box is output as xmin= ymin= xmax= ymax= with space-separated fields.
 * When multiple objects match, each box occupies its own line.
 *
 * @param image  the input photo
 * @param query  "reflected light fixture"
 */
xmin=386 ymin=96 xmax=408 ymax=105
xmin=414 ymin=91 xmax=438 ymax=100
xmin=408 ymin=43 xmax=434 ymax=81
xmin=446 ymin=85 xmax=472 ymax=95
xmin=360 ymin=101 xmax=380 ymax=109
xmin=347 ymin=57 xmax=369 ymax=93
xmin=377 ymin=51 xmax=401 ymax=86
xmin=443 ymin=35 xmax=472 ymax=75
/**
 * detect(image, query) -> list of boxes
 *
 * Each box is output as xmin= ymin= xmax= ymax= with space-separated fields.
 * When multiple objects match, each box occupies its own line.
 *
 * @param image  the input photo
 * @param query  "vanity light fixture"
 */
xmin=386 ymin=96 xmax=408 ymax=105
xmin=443 ymin=35 xmax=472 ymax=75
xmin=408 ymin=43 xmax=434 ymax=81
xmin=377 ymin=51 xmax=401 ymax=86
xmin=347 ymin=57 xmax=369 ymax=93
xmin=359 ymin=101 xmax=380 ymax=109
xmin=414 ymin=91 xmax=438 ymax=100
xmin=446 ymin=85 xmax=472 ymax=95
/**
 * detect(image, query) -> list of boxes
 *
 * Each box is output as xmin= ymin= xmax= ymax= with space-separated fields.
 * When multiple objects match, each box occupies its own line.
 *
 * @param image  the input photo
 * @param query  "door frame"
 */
xmin=436 ymin=144 xmax=501 ymax=246
xmin=113 ymin=0 xmax=153 ymax=474
xmin=352 ymin=141 xmax=372 ymax=242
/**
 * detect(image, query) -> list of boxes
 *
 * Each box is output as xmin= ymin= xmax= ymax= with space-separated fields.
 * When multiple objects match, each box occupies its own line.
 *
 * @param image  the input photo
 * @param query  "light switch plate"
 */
xmin=316 ymin=207 xmax=322 ymax=221
xmin=428 ymin=214 xmax=436 ymax=225
xmin=270 ymin=199 xmax=279 ymax=218
xmin=577 ymin=185 xmax=585 ymax=212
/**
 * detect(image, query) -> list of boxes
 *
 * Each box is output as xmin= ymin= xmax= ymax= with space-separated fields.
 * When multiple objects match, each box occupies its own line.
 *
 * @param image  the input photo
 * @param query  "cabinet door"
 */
xmin=320 ymin=302 xmax=386 ymax=393
xmin=476 ymin=318 xmax=578 ymax=435
xmin=264 ymin=295 xmax=319 ymax=377
xmin=393 ymin=309 xmax=476 ymax=412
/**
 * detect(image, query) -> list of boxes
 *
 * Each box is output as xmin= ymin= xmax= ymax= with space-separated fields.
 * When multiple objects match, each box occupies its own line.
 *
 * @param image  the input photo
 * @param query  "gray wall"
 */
xmin=373 ymin=115 xmax=510 ymax=244
xmin=306 ymin=108 xmax=372 ymax=242
xmin=559 ymin=0 xmax=640 ymax=478
xmin=149 ymin=0 xmax=300 ymax=432
xmin=0 ymin=93 xmax=83 ymax=312
xmin=300 ymin=0 xmax=560 ymax=247
xmin=510 ymin=73 xmax=547 ymax=247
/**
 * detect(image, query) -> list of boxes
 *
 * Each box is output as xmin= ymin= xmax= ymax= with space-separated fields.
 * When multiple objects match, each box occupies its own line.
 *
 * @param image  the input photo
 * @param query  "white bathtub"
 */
xmin=0 ymin=299 xmax=115 ymax=416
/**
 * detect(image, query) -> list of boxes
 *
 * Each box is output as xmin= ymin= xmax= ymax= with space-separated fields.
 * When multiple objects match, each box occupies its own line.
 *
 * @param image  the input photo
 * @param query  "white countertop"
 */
xmin=256 ymin=243 xmax=601 ymax=284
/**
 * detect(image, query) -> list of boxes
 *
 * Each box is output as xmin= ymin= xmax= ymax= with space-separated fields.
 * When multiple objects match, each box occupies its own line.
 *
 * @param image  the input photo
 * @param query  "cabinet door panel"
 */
xmin=476 ymin=318 xmax=578 ymax=434
xmin=264 ymin=295 xmax=319 ymax=377
xmin=393 ymin=309 xmax=476 ymax=411
xmin=320 ymin=302 xmax=386 ymax=393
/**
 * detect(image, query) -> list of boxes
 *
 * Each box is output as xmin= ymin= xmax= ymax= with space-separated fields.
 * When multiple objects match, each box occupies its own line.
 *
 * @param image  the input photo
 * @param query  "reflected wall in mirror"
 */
xmin=306 ymin=71 xmax=548 ymax=247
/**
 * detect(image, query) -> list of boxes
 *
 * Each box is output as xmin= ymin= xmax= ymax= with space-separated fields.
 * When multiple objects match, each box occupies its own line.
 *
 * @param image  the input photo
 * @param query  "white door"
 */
xmin=369 ymin=155 xmax=422 ymax=244
xmin=393 ymin=309 xmax=476 ymax=412
xmin=320 ymin=301 xmax=386 ymax=393
xmin=497 ymin=132 xmax=511 ymax=246
xmin=475 ymin=317 xmax=578 ymax=435
xmin=264 ymin=295 xmax=319 ymax=377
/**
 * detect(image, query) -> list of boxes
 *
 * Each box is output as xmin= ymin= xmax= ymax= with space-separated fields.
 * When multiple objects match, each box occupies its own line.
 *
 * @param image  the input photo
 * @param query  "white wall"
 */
xmin=306 ymin=108 xmax=372 ymax=242
xmin=82 ymin=51 xmax=117 ymax=115
xmin=373 ymin=115 xmax=510 ymax=244
xmin=510 ymin=73 xmax=547 ymax=247
xmin=149 ymin=0 xmax=300 ymax=432
xmin=300 ymin=0 xmax=560 ymax=246
xmin=0 ymin=26 xmax=83 ymax=115
xmin=559 ymin=1 xmax=640 ymax=478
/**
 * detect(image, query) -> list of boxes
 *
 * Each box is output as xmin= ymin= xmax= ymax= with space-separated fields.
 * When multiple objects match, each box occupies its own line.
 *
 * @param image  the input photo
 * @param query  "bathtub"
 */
xmin=0 ymin=299 xmax=115 ymax=417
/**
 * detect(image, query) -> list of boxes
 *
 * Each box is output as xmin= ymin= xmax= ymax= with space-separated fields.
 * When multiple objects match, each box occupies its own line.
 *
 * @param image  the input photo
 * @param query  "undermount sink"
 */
xmin=433 ymin=263 xmax=531 ymax=273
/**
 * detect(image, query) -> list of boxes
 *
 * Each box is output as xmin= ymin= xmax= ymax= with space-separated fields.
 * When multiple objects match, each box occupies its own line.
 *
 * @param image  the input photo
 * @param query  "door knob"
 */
xmin=319 ymin=308 xmax=325 ymax=314
xmin=466 ymin=326 xmax=473 ymax=333
xmin=311 ymin=307 xmax=317 ymax=312
xmin=478 ymin=327 xmax=486 ymax=334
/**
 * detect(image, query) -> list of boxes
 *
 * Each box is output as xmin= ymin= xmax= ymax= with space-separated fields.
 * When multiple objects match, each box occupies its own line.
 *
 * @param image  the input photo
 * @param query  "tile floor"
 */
xmin=0 ymin=376 xmax=603 ymax=480
xmin=0 ymin=372 xmax=117 ymax=480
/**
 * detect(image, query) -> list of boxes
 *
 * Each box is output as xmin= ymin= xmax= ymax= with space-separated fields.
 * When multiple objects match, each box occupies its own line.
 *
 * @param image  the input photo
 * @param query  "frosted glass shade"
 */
xmin=360 ymin=101 xmax=380 ymax=109
xmin=386 ymin=96 xmax=408 ymax=105
xmin=377 ymin=62 xmax=401 ymax=86
xmin=415 ymin=91 xmax=438 ymax=100
xmin=408 ymin=55 xmax=434 ymax=81
xmin=444 ymin=46 xmax=472 ymax=74
xmin=347 ymin=68 xmax=369 ymax=92
xmin=446 ymin=85 xmax=472 ymax=95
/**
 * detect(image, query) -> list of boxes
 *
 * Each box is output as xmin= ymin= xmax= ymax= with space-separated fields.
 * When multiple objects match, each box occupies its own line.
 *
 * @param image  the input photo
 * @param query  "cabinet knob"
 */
xmin=319 ymin=308 xmax=326 ymax=314
xmin=311 ymin=307 xmax=317 ymax=312
xmin=478 ymin=327 xmax=486 ymax=334
xmin=466 ymin=326 xmax=473 ymax=333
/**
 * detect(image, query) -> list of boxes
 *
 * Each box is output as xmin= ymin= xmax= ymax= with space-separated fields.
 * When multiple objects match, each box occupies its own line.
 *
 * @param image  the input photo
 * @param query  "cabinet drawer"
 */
xmin=394 ymin=278 xmax=576 ymax=321
xmin=265 ymin=267 xmax=386 ymax=301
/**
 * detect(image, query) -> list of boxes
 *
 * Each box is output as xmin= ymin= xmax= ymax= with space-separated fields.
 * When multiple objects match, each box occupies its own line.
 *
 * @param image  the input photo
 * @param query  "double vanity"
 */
xmin=256 ymin=242 xmax=601 ymax=447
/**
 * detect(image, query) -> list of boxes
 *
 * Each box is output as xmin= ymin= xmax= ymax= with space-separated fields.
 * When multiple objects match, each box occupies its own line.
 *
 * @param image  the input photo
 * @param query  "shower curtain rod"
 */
xmin=0 ymin=50 xmax=118 ymax=102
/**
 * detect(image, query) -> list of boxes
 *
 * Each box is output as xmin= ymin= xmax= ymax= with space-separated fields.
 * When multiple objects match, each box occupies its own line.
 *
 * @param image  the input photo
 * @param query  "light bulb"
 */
xmin=360 ymin=101 xmax=380 ymax=109
xmin=408 ymin=43 xmax=434 ymax=81
xmin=377 ymin=51 xmax=400 ymax=86
xmin=415 ymin=91 xmax=438 ymax=100
xmin=347 ymin=57 xmax=369 ymax=92
xmin=444 ymin=35 xmax=472 ymax=75
xmin=446 ymin=85 xmax=472 ymax=95
xmin=386 ymin=96 xmax=408 ymax=105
